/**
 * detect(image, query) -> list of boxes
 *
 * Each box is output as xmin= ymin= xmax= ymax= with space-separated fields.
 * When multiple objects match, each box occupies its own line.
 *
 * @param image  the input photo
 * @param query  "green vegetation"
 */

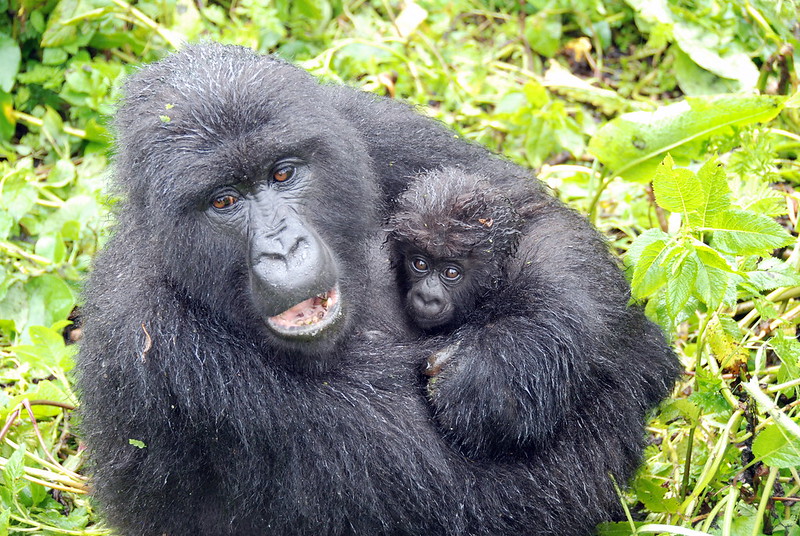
xmin=1 ymin=0 xmax=799 ymax=534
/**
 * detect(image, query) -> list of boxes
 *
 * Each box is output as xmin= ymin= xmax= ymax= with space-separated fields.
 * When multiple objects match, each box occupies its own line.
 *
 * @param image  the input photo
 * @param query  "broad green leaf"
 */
xmin=706 ymin=315 xmax=748 ymax=369
xmin=3 ymin=444 xmax=25 ymax=491
xmin=693 ymin=264 xmax=730 ymax=311
xmin=752 ymin=423 xmax=800 ymax=469
xmin=651 ymin=154 xmax=703 ymax=213
xmin=692 ymin=157 xmax=730 ymax=227
xmin=692 ymin=241 xmax=736 ymax=273
xmin=706 ymin=210 xmax=793 ymax=256
xmin=38 ymin=506 xmax=90 ymax=530
xmin=659 ymin=398 xmax=701 ymax=424
xmin=47 ymin=159 xmax=77 ymax=187
xmin=35 ymin=233 xmax=67 ymax=264
xmin=525 ymin=12 xmax=562 ymax=58
xmin=626 ymin=228 xmax=671 ymax=268
xmin=41 ymin=0 xmax=97 ymax=48
xmin=633 ymin=476 xmax=681 ymax=513
xmin=0 ymin=507 xmax=8 ymax=536
xmin=673 ymin=23 xmax=759 ymax=90
xmin=0 ymin=282 xmax=27 ymax=336
xmin=2 ymin=172 xmax=37 ymax=223
xmin=631 ymin=239 xmax=674 ymax=299
xmin=0 ymin=34 xmax=20 ymax=93
xmin=523 ymin=80 xmax=550 ymax=109
xmin=596 ymin=522 xmax=646 ymax=536
xmin=588 ymin=95 xmax=786 ymax=181
xmin=746 ymin=258 xmax=800 ymax=291
xmin=15 ymin=325 xmax=75 ymax=372
xmin=7 ymin=381 xmax=72 ymax=418
xmin=666 ymin=251 xmax=698 ymax=318
xmin=771 ymin=333 xmax=800 ymax=398
xmin=25 ymin=274 xmax=75 ymax=330
xmin=673 ymin=48 xmax=741 ymax=96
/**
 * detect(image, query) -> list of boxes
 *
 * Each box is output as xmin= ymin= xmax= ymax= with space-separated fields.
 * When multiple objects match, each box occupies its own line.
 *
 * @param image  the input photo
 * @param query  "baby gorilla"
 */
xmin=388 ymin=168 xmax=523 ymax=374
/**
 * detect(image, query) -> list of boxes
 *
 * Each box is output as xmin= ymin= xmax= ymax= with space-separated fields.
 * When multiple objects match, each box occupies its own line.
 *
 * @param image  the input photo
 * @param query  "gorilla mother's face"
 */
xmin=112 ymin=48 xmax=380 ymax=360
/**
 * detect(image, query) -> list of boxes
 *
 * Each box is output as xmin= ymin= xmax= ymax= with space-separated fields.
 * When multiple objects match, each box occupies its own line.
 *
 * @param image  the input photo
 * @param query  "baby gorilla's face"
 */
xmin=403 ymin=252 xmax=473 ymax=331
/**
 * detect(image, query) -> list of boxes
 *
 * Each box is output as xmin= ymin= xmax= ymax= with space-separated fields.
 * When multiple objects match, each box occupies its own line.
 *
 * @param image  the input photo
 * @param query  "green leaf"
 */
xmin=693 ymin=242 xmax=736 ymax=273
xmin=673 ymin=23 xmax=759 ymax=90
xmin=626 ymin=228 xmax=671 ymax=268
xmin=752 ymin=423 xmax=800 ymax=469
xmin=38 ymin=506 xmax=90 ymax=530
xmin=6 ymin=381 xmax=72 ymax=418
xmin=588 ymin=95 xmax=787 ymax=181
xmin=0 ymin=507 xmax=9 ymax=536
xmin=660 ymin=398 xmax=701 ymax=424
xmin=129 ymin=439 xmax=147 ymax=449
xmin=3 ymin=444 xmax=25 ymax=492
xmin=771 ymin=333 xmax=800 ymax=398
xmin=631 ymin=239 xmax=674 ymax=299
xmin=651 ymin=154 xmax=704 ymax=213
xmin=2 ymin=170 xmax=37 ymax=223
xmin=746 ymin=258 xmax=800 ymax=291
xmin=596 ymin=522 xmax=646 ymax=536
xmin=673 ymin=47 xmax=741 ymax=96
xmin=692 ymin=157 xmax=730 ymax=227
xmin=706 ymin=210 xmax=793 ymax=256
xmin=525 ymin=12 xmax=562 ymax=58
xmin=693 ymin=265 xmax=730 ymax=311
xmin=666 ymin=251 xmax=698 ymax=318
xmin=706 ymin=315 xmax=748 ymax=369
xmin=0 ymin=34 xmax=21 ymax=92
xmin=41 ymin=0 xmax=97 ymax=48
xmin=48 ymin=159 xmax=77 ymax=187
xmin=15 ymin=325 xmax=75 ymax=371
xmin=633 ymin=476 xmax=681 ymax=513
xmin=35 ymin=233 xmax=67 ymax=264
xmin=25 ymin=274 xmax=75 ymax=330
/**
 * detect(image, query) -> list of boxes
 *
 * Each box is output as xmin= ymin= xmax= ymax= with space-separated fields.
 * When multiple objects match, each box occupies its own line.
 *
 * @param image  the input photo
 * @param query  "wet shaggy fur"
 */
xmin=388 ymin=168 xmax=523 ymax=330
xmin=77 ymin=43 xmax=680 ymax=536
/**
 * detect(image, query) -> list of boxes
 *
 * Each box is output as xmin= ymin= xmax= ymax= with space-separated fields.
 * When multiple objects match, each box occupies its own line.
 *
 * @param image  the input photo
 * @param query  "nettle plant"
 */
xmin=627 ymin=153 xmax=795 ymax=324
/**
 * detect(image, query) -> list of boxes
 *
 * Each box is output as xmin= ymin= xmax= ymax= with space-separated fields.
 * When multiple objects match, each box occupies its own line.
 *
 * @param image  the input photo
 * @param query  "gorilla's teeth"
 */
xmin=267 ymin=287 xmax=340 ymax=334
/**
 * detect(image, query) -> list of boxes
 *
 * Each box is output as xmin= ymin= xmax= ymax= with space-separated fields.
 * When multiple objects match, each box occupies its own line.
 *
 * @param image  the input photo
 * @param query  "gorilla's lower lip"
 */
xmin=267 ymin=287 xmax=341 ymax=337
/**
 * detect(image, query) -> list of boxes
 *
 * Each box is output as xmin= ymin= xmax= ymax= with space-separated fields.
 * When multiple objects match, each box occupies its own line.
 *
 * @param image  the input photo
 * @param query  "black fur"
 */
xmin=388 ymin=168 xmax=522 ymax=332
xmin=77 ymin=43 xmax=680 ymax=536
xmin=387 ymin=167 xmax=676 ymax=459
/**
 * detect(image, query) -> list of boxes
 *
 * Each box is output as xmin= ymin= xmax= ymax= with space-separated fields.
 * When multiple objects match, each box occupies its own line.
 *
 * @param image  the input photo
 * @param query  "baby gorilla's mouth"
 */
xmin=267 ymin=287 xmax=341 ymax=337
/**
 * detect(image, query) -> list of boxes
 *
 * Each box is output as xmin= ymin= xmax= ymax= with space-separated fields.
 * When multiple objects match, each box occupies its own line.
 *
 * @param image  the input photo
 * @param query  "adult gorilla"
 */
xmin=77 ymin=44 xmax=679 ymax=536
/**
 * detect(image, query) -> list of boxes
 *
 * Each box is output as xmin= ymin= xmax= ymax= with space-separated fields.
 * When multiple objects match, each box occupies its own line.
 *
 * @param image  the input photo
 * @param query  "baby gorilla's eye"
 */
xmin=273 ymin=164 xmax=296 ymax=183
xmin=211 ymin=194 xmax=239 ymax=210
xmin=441 ymin=266 xmax=462 ymax=282
xmin=410 ymin=257 xmax=429 ymax=273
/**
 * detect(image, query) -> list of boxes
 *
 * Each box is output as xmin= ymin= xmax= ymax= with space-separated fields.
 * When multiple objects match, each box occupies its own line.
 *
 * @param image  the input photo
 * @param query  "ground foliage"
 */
xmin=0 ymin=0 xmax=798 ymax=534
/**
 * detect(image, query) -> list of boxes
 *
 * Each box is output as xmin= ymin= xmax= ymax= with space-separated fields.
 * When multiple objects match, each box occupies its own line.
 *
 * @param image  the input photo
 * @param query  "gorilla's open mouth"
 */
xmin=266 ymin=287 xmax=342 ymax=337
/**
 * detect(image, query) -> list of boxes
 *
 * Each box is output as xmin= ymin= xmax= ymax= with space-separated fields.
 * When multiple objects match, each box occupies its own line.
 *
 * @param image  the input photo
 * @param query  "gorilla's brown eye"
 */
xmin=273 ymin=165 xmax=295 ymax=183
xmin=442 ymin=266 xmax=461 ymax=281
xmin=212 ymin=195 xmax=238 ymax=209
xmin=411 ymin=257 xmax=429 ymax=273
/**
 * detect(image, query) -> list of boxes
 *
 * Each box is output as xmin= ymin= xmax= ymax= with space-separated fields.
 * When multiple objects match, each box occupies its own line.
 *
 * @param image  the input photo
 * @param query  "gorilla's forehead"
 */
xmin=113 ymin=44 xmax=372 ymax=203
xmin=119 ymin=45 xmax=333 ymax=143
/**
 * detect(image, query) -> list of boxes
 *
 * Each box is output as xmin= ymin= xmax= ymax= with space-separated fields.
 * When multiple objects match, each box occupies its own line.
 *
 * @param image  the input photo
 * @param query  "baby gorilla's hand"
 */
xmin=423 ymin=341 xmax=461 ymax=377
